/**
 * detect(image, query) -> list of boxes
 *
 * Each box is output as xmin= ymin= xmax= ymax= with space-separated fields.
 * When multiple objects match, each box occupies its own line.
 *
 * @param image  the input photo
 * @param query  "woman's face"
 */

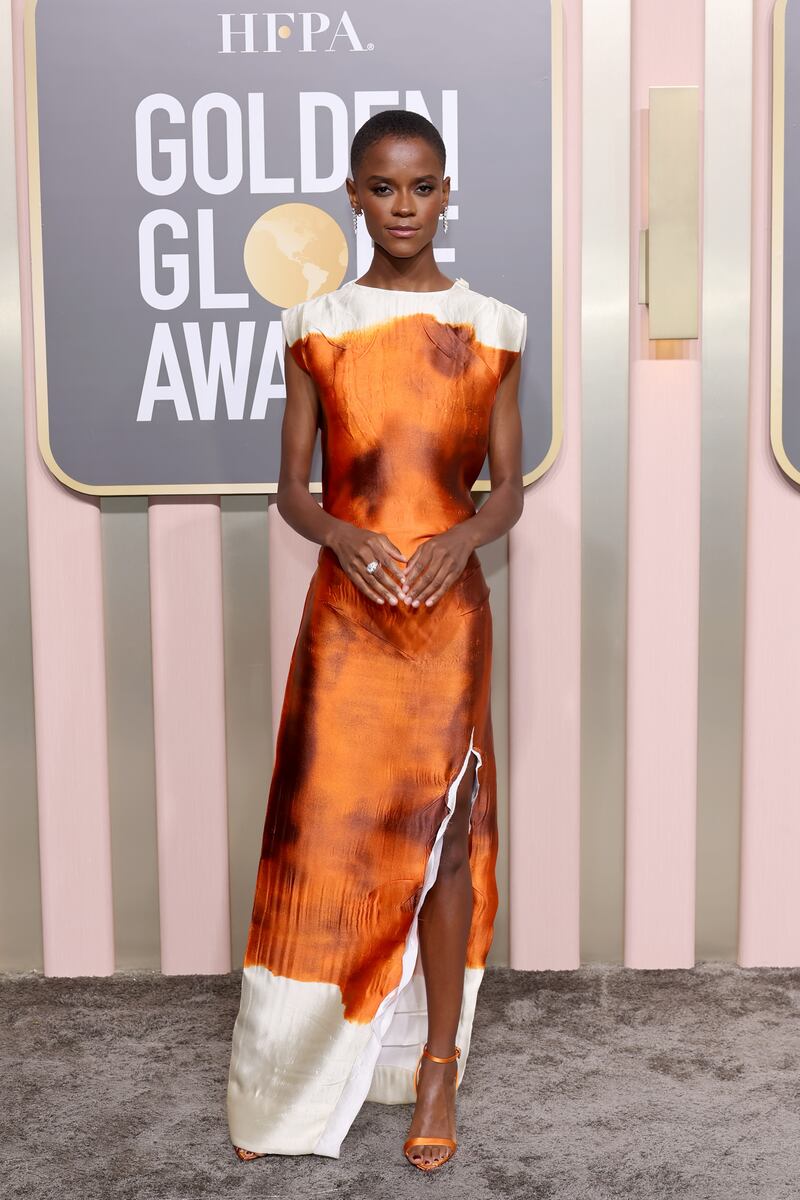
xmin=348 ymin=135 xmax=449 ymax=258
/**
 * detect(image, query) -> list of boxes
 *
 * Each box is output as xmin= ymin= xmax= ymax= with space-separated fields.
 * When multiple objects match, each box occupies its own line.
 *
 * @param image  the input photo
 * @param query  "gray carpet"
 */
xmin=2 ymin=962 xmax=800 ymax=1199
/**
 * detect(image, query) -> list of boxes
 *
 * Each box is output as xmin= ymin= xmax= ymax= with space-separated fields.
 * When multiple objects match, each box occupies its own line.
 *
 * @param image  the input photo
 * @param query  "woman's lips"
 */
xmin=387 ymin=227 xmax=419 ymax=238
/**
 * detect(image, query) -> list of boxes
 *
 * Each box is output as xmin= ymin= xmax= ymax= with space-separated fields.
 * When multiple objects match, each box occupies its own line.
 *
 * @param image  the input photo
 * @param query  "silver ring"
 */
xmin=366 ymin=559 xmax=379 ymax=574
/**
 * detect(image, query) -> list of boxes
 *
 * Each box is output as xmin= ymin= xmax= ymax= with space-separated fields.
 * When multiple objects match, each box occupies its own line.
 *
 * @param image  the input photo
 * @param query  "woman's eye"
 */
xmin=372 ymin=184 xmax=435 ymax=196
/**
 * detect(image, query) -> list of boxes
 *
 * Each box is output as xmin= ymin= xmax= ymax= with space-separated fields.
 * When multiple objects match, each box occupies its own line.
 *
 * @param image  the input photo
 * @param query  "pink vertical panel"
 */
xmin=624 ymin=0 xmax=703 ymax=968
xmin=149 ymin=499 xmax=231 ymax=973
xmin=509 ymin=0 xmax=580 ymax=970
xmin=739 ymin=0 xmax=800 ymax=967
xmin=13 ymin=0 xmax=115 ymax=976
xmin=625 ymin=361 xmax=701 ymax=966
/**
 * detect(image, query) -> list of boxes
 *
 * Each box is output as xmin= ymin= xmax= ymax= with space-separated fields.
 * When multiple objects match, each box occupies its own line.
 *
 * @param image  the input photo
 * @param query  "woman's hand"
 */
xmin=326 ymin=522 xmax=407 ymax=605
xmin=401 ymin=524 xmax=476 ymax=608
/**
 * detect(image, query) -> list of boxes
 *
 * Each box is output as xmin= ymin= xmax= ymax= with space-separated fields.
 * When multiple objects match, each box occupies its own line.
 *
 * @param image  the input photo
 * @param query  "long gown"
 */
xmin=226 ymin=274 xmax=528 ymax=1158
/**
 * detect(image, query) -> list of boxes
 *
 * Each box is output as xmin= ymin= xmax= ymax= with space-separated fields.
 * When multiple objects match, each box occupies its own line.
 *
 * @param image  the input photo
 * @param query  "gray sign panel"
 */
xmin=25 ymin=0 xmax=562 ymax=494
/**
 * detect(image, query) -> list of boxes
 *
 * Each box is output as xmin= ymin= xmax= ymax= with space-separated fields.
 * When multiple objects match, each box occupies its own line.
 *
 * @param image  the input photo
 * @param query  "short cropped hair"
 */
xmin=350 ymin=109 xmax=446 ymax=179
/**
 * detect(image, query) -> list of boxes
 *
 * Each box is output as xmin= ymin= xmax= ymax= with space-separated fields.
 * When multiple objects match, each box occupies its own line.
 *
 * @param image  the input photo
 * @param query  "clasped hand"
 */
xmin=326 ymin=522 xmax=476 ymax=608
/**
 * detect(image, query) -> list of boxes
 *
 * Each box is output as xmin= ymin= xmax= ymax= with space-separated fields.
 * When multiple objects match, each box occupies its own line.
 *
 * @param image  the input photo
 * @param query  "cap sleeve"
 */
xmin=517 ymin=310 xmax=528 ymax=356
xmin=281 ymin=301 xmax=311 ymax=375
xmin=499 ymin=304 xmax=528 ymax=380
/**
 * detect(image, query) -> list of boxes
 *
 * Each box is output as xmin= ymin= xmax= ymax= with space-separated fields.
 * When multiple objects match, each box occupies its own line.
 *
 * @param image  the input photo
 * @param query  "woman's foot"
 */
xmin=404 ymin=1051 xmax=459 ymax=1169
xmin=234 ymin=1145 xmax=266 ymax=1161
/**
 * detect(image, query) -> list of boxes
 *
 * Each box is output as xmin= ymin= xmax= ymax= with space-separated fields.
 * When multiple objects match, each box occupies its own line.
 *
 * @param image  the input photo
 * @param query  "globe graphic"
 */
xmin=243 ymin=202 xmax=349 ymax=309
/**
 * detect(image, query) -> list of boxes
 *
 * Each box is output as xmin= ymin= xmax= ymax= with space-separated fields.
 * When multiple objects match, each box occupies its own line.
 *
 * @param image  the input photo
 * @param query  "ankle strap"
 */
xmin=422 ymin=1043 xmax=461 ymax=1064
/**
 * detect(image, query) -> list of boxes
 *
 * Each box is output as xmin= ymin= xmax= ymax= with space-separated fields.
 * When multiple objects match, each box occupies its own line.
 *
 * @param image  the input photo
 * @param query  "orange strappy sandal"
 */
xmin=403 ymin=1042 xmax=461 ymax=1171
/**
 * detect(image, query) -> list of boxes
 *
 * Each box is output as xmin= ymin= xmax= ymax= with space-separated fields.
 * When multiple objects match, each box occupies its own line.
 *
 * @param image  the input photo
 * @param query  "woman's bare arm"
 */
xmin=463 ymin=354 xmax=525 ymax=550
xmin=275 ymin=345 xmax=406 ymax=602
xmin=275 ymin=346 xmax=340 ymax=545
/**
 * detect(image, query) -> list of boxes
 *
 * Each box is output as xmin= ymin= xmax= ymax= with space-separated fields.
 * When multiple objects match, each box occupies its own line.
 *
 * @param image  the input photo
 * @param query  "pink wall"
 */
xmin=509 ymin=0 xmax=582 ymax=969
xmin=739 ymin=0 xmax=800 ymax=966
xmin=13 ymin=0 xmax=115 ymax=975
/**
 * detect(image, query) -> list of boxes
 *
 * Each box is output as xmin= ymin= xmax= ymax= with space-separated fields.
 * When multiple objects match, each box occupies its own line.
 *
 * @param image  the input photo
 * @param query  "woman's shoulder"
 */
xmin=281 ymin=278 xmax=527 ymax=355
xmin=465 ymin=286 xmax=528 ymax=355
xmin=280 ymin=286 xmax=350 ymax=344
xmin=464 ymin=285 xmax=526 ymax=318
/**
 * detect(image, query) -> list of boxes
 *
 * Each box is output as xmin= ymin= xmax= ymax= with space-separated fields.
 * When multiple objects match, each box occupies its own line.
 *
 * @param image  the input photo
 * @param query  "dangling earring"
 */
xmin=441 ymin=205 xmax=448 ymax=234
xmin=352 ymin=207 xmax=359 ymax=233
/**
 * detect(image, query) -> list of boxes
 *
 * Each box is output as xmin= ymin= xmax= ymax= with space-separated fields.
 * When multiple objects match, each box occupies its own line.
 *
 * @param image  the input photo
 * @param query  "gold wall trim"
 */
xmin=770 ymin=0 xmax=797 ymax=483
xmin=646 ymin=85 xmax=699 ymax=340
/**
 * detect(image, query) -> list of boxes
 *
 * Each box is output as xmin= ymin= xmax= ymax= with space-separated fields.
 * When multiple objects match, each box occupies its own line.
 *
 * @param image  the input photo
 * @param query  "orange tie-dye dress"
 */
xmin=226 ymin=275 xmax=528 ymax=1158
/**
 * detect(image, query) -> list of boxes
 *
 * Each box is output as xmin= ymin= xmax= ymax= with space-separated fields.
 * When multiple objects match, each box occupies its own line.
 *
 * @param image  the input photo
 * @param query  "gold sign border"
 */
xmin=771 ymin=0 xmax=800 ymax=484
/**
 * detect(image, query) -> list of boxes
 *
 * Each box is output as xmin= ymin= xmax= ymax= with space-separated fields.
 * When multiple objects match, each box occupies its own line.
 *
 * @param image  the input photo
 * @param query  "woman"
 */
xmin=226 ymin=108 xmax=527 ymax=1172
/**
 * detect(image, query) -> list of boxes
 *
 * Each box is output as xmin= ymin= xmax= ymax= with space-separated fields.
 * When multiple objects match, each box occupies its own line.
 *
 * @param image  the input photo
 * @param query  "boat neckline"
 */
xmin=347 ymin=278 xmax=464 ymax=295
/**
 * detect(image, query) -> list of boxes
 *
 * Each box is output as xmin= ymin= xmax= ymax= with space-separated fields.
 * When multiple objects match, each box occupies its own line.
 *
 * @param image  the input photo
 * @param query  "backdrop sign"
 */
xmin=24 ymin=0 xmax=562 ymax=495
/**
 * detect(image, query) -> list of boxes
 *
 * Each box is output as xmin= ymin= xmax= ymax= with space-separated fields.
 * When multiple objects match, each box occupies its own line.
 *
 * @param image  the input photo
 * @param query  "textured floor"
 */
xmin=2 ymin=962 xmax=800 ymax=1199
